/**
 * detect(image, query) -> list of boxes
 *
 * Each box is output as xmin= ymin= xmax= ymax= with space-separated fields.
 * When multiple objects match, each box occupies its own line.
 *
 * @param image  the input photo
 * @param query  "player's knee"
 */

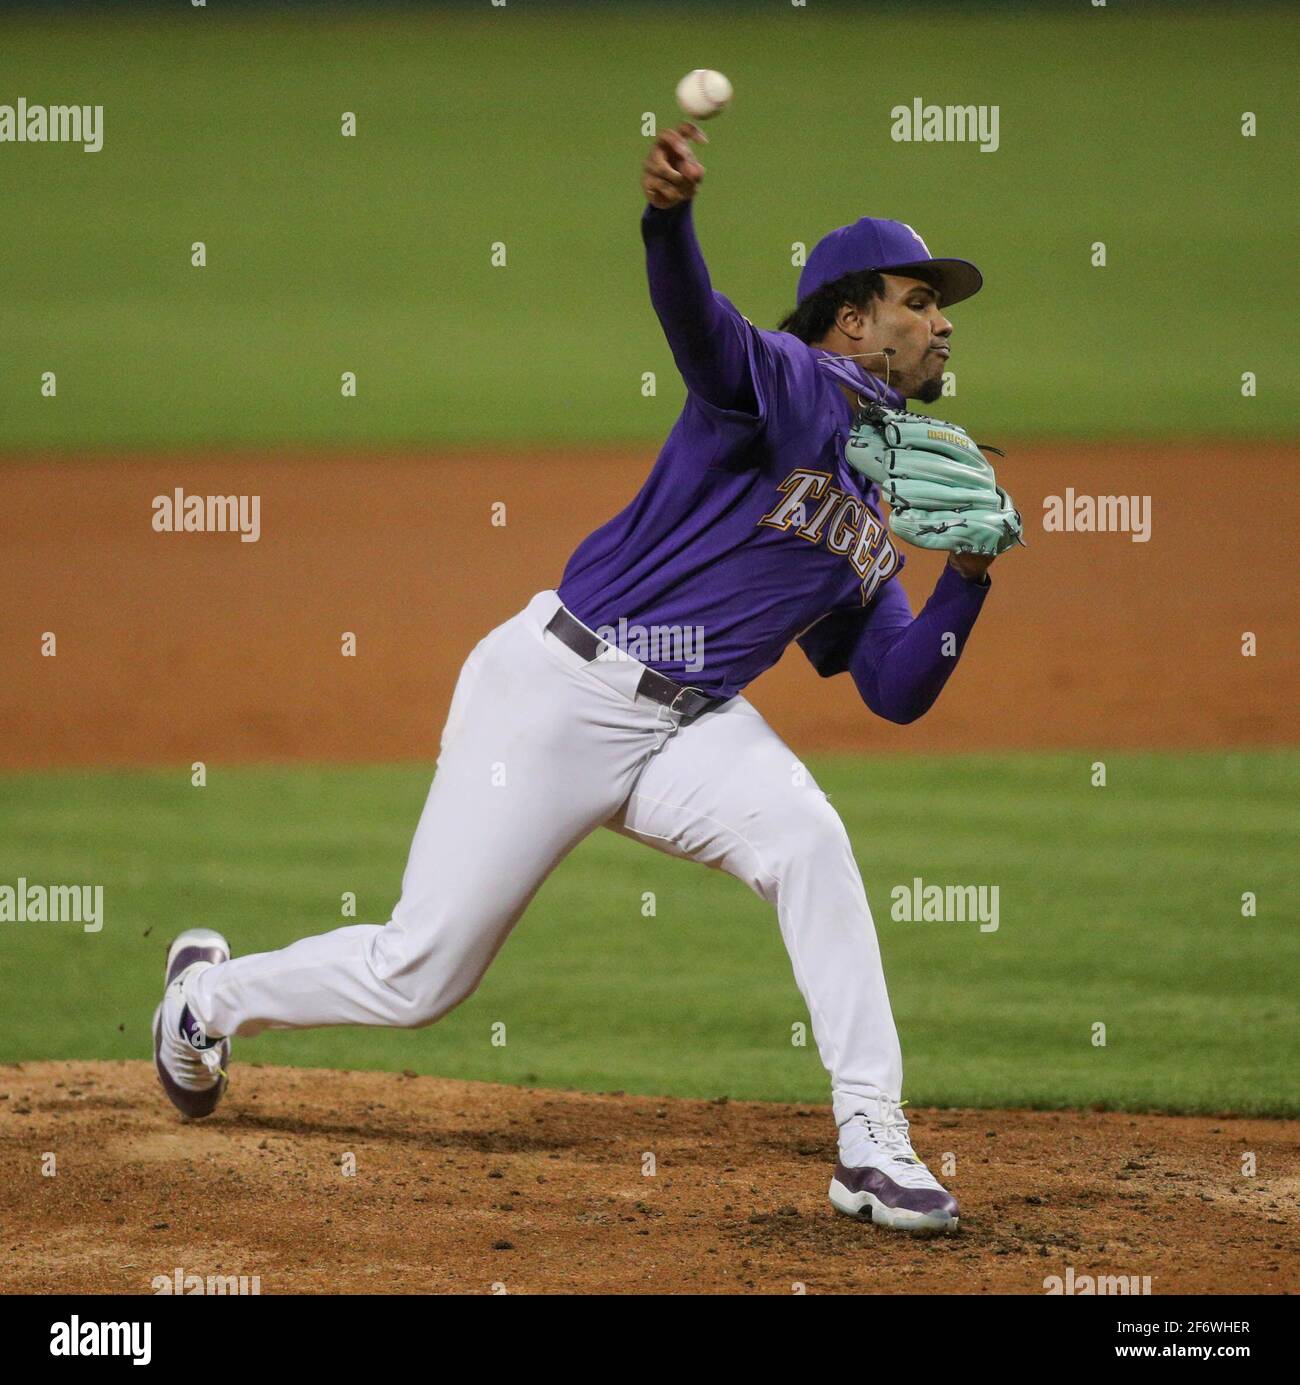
xmin=768 ymin=794 xmax=853 ymax=881
xmin=367 ymin=922 xmax=488 ymax=1027
xmin=386 ymin=966 xmax=484 ymax=1029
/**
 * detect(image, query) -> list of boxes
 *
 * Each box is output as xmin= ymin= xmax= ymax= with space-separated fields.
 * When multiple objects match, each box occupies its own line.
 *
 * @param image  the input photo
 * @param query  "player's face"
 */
xmin=871 ymin=276 xmax=953 ymax=404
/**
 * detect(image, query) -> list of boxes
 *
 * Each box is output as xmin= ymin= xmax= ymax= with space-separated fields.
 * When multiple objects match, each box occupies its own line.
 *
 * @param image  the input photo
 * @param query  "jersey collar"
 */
xmin=812 ymin=349 xmax=908 ymax=412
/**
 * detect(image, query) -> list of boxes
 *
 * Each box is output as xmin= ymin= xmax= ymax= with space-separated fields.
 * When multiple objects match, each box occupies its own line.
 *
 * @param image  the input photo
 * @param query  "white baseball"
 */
xmin=675 ymin=69 xmax=732 ymax=121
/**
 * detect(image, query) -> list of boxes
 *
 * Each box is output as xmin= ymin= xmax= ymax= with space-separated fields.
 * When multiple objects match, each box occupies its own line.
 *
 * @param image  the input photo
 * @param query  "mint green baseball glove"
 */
xmin=844 ymin=403 xmax=1025 ymax=557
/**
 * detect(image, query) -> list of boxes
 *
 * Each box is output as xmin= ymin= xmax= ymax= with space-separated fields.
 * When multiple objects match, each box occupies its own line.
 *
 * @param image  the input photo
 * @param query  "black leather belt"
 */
xmin=545 ymin=606 xmax=722 ymax=723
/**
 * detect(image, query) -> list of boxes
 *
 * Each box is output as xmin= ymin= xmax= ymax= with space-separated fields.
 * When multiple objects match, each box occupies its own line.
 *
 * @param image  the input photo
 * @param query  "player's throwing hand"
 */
xmin=642 ymin=122 xmax=707 ymax=209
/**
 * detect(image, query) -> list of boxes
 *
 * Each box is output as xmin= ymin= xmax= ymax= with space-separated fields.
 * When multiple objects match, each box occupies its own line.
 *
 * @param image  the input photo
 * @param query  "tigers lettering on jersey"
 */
xmin=759 ymin=469 xmax=901 ymax=603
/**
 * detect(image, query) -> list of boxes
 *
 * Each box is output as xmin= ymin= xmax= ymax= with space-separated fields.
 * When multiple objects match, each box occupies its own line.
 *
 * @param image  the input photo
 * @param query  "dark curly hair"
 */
xmin=775 ymin=268 xmax=886 ymax=344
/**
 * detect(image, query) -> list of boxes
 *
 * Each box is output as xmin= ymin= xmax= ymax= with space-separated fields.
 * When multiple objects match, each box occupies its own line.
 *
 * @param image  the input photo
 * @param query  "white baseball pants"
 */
xmin=187 ymin=590 xmax=903 ymax=1126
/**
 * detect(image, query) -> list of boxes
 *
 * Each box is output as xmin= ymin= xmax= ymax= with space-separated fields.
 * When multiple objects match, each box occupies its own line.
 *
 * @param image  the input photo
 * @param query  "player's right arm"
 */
xmin=640 ymin=123 xmax=760 ymax=416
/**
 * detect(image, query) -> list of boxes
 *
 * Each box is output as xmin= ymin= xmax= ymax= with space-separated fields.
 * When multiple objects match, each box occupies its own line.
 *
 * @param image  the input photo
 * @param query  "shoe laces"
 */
xmin=169 ymin=1004 xmax=226 ymax=1086
xmin=197 ymin=1046 xmax=227 ymax=1080
xmin=859 ymin=1098 xmax=915 ymax=1154
xmin=844 ymin=1099 xmax=944 ymax=1188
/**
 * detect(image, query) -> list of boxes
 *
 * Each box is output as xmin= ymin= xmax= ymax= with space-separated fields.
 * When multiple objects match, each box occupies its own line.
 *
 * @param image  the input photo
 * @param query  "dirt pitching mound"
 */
xmin=1 ymin=1062 xmax=1294 ymax=1295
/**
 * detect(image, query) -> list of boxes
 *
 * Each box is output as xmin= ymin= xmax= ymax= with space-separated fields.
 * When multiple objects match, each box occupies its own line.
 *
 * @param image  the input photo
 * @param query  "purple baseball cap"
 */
xmin=797 ymin=217 xmax=982 ymax=307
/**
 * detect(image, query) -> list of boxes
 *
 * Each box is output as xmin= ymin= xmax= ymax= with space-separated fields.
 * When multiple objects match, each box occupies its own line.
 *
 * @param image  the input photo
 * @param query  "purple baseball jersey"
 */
xmin=556 ymin=202 xmax=989 ymax=714
xmin=559 ymin=332 xmax=905 ymax=699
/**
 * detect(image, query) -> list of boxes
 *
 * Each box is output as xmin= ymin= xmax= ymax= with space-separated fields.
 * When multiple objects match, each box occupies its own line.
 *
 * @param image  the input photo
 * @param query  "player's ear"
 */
xmin=836 ymin=301 xmax=867 ymax=342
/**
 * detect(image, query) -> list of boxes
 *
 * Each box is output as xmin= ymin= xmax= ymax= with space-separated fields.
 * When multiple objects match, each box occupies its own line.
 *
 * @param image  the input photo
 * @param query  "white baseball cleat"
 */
xmin=830 ymin=1100 xmax=959 ymax=1235
xmin=152 ymin=928 xmax=231 ymax=1119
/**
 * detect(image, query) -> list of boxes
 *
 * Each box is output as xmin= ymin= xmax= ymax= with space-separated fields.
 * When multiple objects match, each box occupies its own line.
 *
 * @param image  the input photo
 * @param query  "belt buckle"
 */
xmin=668 ymin=685 xmax=702 ymax=717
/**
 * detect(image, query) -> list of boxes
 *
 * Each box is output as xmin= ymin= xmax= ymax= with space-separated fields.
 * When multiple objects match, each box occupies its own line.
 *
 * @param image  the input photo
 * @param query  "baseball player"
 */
xmin=154 ymin=122 xmax=1022 ymax=1235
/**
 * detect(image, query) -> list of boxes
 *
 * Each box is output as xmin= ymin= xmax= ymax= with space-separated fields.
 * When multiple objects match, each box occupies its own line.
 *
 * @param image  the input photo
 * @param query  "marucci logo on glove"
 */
xmin=926 ymin=428 xmax=979 ymax=453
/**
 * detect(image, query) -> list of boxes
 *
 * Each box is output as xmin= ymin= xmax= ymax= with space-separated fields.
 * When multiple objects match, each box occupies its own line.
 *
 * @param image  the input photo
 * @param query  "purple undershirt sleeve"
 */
xmin=798 ymin=563 xmax=990 ymax=723
xmin=641 ymin=201 xmax=759 ymax=415
xmin=848 ymin=563 xmax=990 ymax=723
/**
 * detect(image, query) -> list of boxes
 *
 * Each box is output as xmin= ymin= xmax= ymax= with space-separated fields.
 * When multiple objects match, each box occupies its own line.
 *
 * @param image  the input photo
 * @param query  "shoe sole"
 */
xmin=154 ymin=929 xmax=232 ymax=1120
xmin=829 ymin=1176 xmax=959 ymax=1235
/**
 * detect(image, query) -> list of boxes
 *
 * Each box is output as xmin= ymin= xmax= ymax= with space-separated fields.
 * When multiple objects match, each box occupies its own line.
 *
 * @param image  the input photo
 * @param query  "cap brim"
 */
xmin=876 ymin=258 xmax=983 ymax=307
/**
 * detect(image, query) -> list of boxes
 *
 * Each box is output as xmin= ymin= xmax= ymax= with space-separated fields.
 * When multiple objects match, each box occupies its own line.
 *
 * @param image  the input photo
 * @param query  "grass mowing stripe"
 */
xmin=0 ymin=8 xmax=1295 ymax=446
xmin=0 ymin=750 xmax=1294 ymax=1115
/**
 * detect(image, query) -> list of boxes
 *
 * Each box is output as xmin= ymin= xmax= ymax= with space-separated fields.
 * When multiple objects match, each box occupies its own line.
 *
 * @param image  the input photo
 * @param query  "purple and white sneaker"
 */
xmin=830 ymin=1101 xmax=959 ymax=1235
xmin=152 ymin=928 xmax=231 ymax=1119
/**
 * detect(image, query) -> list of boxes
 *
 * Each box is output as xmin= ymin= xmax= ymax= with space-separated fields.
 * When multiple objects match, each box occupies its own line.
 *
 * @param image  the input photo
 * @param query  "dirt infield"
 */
xmin=1 ymin=442 xmax=1296 ymax=769
xmin=1 ymin=1061 xmax=1295 ymax=1295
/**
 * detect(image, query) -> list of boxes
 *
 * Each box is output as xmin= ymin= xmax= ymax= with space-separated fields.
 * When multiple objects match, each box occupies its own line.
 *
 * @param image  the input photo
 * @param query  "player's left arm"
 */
xmin=798 ymin=558 xmax=992 ymax=724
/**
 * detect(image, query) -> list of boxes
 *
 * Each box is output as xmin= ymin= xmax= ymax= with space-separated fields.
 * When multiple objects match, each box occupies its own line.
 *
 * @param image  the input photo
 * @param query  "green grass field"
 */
xmin=0 ymin=5 xmax=1295 ymax=448
xmin=2 ymin=750 xmax=1295 ymax=1117
xmin=0 ymin=5 xmax=1293 ymax=1130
